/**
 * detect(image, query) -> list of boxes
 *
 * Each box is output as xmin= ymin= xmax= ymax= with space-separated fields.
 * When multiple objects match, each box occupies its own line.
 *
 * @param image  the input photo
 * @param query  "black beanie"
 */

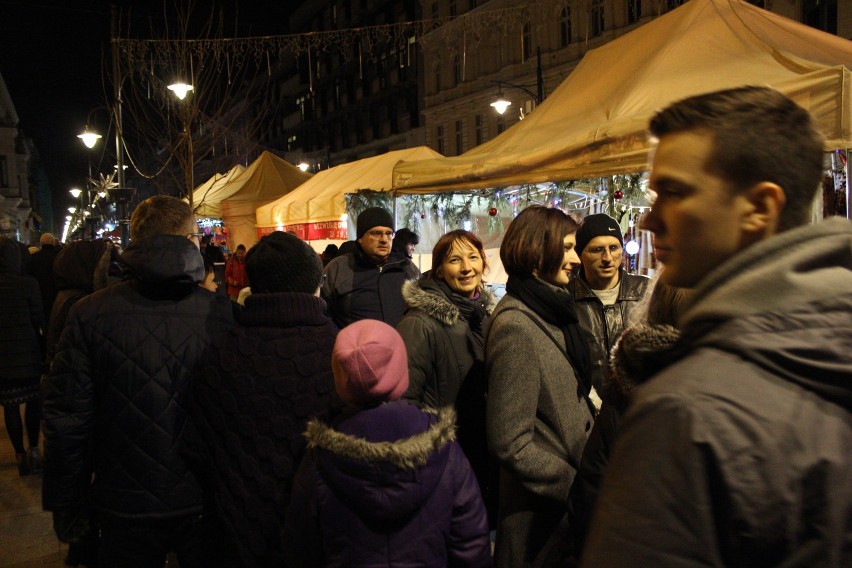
xmin=245 ymin=232 xmax=323 ymax=294
xmin=576 ymin=213 xmax=624 ymax=254
xmin=356 ymin=207 xmax=394 ymax=239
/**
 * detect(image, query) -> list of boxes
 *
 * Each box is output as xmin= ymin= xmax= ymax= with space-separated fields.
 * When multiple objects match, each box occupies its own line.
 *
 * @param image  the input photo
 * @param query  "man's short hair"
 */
xmin=501 ymin=205 xmax=579 ymax=280
xmin=130 ymin=196 xmax=195 ymax=241
xmin=649 ymin=86 xmax=824 ymax=231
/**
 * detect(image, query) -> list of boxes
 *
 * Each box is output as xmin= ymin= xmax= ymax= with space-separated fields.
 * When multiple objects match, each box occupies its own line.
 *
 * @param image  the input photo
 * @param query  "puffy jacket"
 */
xmin=283 ymin=402 xmax=492 ymax=568
xmin=582 ymin=218 xmax=852 ymax=567
xmin=0 ymin=238 xmax=43 ymax=387
xmin=571 ymin=271 xmax=648 ymax=391
xmin=225 ymin=255 xmax=247 ymax=298
xmin=184 ymin=291 xmax=344 ymax=568
xmin=42 ymin=235 xmax=235 ymax=522
xmin=398 ymin=278 xmax=494 ymax=409
xmin=322 ymin=246 xmax=419 ymax=328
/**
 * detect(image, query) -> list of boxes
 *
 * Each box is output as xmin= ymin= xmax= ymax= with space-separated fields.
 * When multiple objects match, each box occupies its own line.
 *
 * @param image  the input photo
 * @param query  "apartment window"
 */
xmin=591 ymin=0 xmax=604 ymax=36
xmin=522 ymin=23 xmax=532 ymax=62
xmin=560 ymin=7 xmax=572 ymax=47
xmin=431 ymin=2 xmax=438 ymax=20
xmin=667 ymin=0 xmax=684 ymax=9
xmin=296 ymin=96 xmax=307 ymax=120
xmin=436 ymin=125 xmax=445 ymax=154
xmin=449 ymin=0 xmax=457 ymax=17
xmin=0 ymin=156 xmax=7 ymax=187
xmin=497 ymin=116 xmax=506 ymax=135
xmin=455 ymin=120 xmax=463 ymax=155
xmin=287 ymin=135 xmax=298 ymax=152
xmin=435 ymin=64 xmax=442 ymax=93
xmin=470 ymin=0 xmax=477 ymax=8
xmin=475 ymin=114 xmax=483 ymax=146
xmin=627 ymin=0 xmax=641 ymax=24
xmin=453 ymin=54 xmax=462 ymax=85
xmin=804 ymin=0 xmax=837 ymax=34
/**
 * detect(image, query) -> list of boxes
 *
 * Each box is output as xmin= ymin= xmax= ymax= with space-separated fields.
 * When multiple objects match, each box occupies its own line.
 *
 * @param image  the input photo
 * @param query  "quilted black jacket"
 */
xmin=43 ymin=235 xmax=235 ymax=521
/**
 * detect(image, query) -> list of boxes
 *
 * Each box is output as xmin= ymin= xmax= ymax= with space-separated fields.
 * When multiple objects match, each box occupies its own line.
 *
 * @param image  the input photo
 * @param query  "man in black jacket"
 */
xmin=571 ymin=213 xmax=648 ymax=392
xmin=322 ymin=207 xmax=419 ymax=328
xmin=43 ymin=196 xmax=235 ymax=567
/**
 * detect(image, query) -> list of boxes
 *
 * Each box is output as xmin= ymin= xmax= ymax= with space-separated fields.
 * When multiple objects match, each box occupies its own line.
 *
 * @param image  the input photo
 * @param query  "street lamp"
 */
xmin=69 ymin=188 xmax=83 ymax=199
xmin=77 ymin=125 xmax=103 ymax=149
xmin=169 ymin=79 xmax=196 ymax=208
xmin=490 ymin=81 xmax=540 ymax=115
xmin=167 ymin=82 xmax=194 ymax=100
xmin=489 ymin=47 xmax=545 ymax=116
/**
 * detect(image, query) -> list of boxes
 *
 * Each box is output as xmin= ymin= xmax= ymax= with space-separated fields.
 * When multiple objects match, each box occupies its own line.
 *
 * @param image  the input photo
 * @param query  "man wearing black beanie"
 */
xmin=570 ymin=213 xmax=648 ymax=392
xmin=322 ymin=207 xmax=419 ymax=328
xmin=184 ymin=231 xmax=344 ymax=567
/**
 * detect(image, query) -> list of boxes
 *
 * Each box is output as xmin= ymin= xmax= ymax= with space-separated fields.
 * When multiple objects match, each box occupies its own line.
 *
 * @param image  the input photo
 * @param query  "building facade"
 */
xmin=0 ymin=72 xmax=36 ymax=243
xmin=262 ymin=0 xmax=426 ymax=169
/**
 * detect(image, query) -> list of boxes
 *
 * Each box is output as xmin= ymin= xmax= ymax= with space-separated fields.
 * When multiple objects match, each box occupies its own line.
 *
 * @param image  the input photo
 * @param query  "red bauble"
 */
xmin=420 ymin=213 xmax=426 ymax=219
xmin=613 ymin=190 xmax=624 ymax=200
xmin=488 ymin=207 xmax=498 ymax=217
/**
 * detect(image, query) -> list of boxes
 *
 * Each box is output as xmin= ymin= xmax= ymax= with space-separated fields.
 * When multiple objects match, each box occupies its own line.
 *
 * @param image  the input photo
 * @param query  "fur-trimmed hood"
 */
xmin=305 ymin=402 xmax=457 ymax=522
xmin=605 ymin=322 xmax=681 ymax=412
xmin=401 ymin=278 xmax=495 ymax=326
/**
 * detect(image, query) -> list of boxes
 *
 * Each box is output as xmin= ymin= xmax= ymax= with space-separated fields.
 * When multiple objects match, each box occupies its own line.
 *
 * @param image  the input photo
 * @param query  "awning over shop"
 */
xmin=392 ymin=0 xmax=852 ymax=193
xmin=256 ymin=146 xmax=443 ymax=231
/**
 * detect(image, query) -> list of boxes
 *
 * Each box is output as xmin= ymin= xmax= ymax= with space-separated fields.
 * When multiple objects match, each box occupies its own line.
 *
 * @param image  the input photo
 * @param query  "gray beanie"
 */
xmin=356 ymin=207 xmax=394 ymax=239
xmin=576 ymin=213 xmax=624 ymax=254
xmin=245 ymin=232 xmax=323 ymax=294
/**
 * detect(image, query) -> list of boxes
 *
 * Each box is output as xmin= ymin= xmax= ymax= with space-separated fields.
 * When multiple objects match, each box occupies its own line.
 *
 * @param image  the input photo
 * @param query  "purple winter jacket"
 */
xmin=283 ymin=401 xmax=492 ymax=568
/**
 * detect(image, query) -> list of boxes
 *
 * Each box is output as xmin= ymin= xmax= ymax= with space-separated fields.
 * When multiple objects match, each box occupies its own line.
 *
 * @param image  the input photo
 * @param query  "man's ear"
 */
xmin=741 ymin=182 xmax=785 ymax=237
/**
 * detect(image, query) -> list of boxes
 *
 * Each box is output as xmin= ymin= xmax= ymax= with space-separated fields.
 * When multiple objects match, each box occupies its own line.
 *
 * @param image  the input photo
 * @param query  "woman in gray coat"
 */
xmin=486 ymin=206 xmax=596 ymax=568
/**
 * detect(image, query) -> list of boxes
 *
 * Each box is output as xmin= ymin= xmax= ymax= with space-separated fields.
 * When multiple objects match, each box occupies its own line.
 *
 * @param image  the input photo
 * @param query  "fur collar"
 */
xmin=402 ymin=279 xmax=495 ymax=327
xmin=305 ymin=407 xmax=456 ymax=470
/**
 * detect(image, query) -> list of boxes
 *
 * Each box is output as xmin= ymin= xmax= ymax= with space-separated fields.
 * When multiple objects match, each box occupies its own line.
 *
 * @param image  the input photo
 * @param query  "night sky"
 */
xmin=0 ymin=1 xmax=296 ymax=230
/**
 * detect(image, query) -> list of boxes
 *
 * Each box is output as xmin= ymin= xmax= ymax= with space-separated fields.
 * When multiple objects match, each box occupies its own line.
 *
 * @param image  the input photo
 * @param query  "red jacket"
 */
xmin=225 ymin=256 xmax=247 ymax=297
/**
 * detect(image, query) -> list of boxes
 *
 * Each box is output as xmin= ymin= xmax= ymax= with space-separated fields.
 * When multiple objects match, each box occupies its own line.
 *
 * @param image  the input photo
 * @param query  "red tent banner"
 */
xmin=257 ymin=220 xmax=348 ymax=241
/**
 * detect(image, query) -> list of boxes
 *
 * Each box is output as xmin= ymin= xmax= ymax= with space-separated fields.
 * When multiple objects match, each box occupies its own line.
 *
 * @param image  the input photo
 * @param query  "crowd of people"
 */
xmin=0 ymin=86 xmax=848 ymax=567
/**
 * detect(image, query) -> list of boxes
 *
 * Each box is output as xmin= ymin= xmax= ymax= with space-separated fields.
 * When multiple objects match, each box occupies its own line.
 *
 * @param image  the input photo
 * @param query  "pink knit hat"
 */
xmin=332 ymin=319 xmax=409 ymax=407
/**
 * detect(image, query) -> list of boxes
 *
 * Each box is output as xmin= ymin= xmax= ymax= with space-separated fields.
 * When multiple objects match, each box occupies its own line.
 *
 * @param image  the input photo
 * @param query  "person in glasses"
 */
xmin=322 ymin=207 xmax=419 ymax=328
xmin=571 ymin=213 xmax=648 ymax=392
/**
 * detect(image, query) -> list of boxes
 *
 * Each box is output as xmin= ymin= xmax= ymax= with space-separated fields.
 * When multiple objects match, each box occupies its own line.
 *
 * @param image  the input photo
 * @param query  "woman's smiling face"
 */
xmin=438 ymin=239 xmax=484 ymax=298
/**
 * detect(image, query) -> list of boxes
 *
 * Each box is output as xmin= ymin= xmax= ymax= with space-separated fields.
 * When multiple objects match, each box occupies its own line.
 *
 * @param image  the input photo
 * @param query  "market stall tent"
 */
xmin=216 ymin=151 xmax=312 ymax=249
xmin=191 ymin=164 xmax=246 ymax=218
xmin=392 ymin=0 xmax=852 ymax=193
xmin=256 ymin=146 xmax=443 ymax=241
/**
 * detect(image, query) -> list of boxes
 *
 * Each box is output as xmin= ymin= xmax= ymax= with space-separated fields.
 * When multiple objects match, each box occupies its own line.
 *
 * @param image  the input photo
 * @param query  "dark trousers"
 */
xmin=98 ymin=514 xmax=212 ymax=568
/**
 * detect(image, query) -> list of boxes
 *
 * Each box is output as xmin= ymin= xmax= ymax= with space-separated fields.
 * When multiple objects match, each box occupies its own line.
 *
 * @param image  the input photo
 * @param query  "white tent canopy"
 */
xmin=392 ymin=0 xmax=852 ymax=193
xmin=257 ymin=146 xmax=443 ymax=232
xmin=191 ymin=164 xmax=245 ymax=218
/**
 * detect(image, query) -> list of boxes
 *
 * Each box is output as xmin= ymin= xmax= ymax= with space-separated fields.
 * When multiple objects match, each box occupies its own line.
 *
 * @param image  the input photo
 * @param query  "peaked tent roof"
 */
xmin=192 ymin=164 xmax=246 ymax=217
xmin=257 ymin=146 xmax=443 ymax=227
xmin=218 ymin=151 xmax=312 ymax=219
xmin=392 ymin=0 xmax=852 ymax=193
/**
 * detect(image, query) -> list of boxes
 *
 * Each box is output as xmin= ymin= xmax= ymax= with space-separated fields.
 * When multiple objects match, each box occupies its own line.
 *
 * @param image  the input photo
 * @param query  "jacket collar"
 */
xmin=401 ymin=278 xmax=495 ymax=326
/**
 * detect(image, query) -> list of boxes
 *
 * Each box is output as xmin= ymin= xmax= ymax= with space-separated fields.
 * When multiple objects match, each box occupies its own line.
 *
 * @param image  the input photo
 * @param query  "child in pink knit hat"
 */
xmin=284 ymin=319 xmax=492 ymax=567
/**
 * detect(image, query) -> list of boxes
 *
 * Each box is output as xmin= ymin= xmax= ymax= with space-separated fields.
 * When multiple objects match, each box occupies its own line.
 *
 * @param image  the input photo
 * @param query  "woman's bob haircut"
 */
xmin=431 ymin=229 xmax=489 ymax=285
xmin=500 ymin=205 xmax=578 ymax=281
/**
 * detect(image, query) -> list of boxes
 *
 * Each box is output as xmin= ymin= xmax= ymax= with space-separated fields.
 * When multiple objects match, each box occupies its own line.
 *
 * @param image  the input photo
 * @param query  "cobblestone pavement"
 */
xmin=0 ymin=419 xmax=68 ymax=567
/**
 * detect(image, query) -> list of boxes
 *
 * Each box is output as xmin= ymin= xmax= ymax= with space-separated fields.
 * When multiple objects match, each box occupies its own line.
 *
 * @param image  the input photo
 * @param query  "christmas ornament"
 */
xmin=614 ymin=190 xmax=624 ymax=200
xmin=488 ymin=207 xmax=498 ymax=217
xmin=420 ymin=213 xmax=426 ymax=219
